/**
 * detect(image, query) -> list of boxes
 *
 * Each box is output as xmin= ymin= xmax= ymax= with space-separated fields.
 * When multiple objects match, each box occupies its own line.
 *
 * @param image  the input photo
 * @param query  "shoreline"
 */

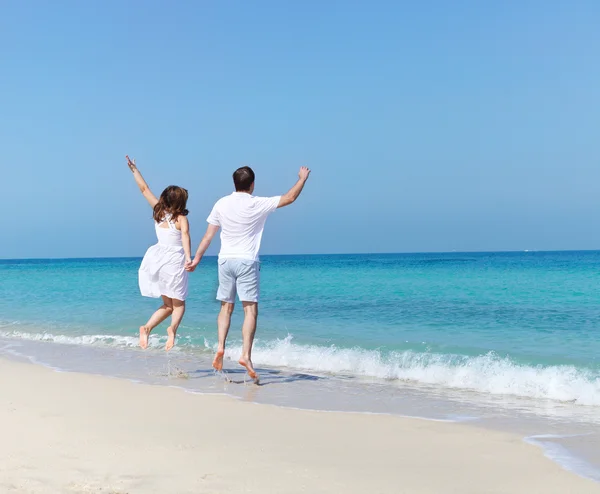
xmin=1 ymin=357 xmax=599 ymax=493
xmin=3 ymin=333 xmax=600 ymax=485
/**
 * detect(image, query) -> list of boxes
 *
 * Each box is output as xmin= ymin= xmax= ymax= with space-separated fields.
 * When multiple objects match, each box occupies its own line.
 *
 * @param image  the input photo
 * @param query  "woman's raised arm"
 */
xmin=126 ymin=155 xmax=158 ymax=208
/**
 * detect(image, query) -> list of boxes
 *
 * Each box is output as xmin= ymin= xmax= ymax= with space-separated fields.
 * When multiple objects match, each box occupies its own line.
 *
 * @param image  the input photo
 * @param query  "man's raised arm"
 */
xmin=278 ymin=167 xmax=311 ymax=208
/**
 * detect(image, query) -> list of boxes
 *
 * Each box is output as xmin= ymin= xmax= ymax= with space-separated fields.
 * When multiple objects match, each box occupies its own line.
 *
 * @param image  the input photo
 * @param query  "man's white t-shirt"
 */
xmin=207 ymin=192 xmax=281 ymax=261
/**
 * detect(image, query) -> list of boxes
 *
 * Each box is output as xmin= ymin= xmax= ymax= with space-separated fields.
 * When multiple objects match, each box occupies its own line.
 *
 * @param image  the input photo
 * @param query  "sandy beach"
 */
xmin=0 ymin=358 xmax=597 ymax=494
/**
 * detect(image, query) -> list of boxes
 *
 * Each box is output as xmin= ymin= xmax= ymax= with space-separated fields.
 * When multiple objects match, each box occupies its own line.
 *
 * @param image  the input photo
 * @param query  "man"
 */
xmin=186 ymin=165 xmax=311 ymax=382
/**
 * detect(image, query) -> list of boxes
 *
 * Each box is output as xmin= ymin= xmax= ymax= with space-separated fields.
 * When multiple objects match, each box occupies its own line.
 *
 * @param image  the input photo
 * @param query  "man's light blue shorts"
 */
xmin=217 ymin=259 xmax=260 ymax=303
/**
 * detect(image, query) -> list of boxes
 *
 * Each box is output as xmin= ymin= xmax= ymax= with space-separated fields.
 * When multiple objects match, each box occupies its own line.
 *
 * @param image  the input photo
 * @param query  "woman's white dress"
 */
xmin=139 ymin=214 xmax=188 ymax=301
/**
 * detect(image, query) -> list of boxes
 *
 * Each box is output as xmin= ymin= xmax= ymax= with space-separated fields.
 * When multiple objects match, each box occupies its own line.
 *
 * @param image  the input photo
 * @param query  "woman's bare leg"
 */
xmin=166 ymin=298 xmax=185 ymax=351
xmin=140 ymin=296 xmax=173 ymax=349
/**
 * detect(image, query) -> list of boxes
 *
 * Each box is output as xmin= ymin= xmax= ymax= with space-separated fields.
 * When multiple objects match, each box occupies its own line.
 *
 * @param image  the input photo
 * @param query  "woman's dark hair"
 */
xmin=233 ymin=166 xmax=255 ymax=191
xmin=153 ymin=185 xmax=189 ymax=223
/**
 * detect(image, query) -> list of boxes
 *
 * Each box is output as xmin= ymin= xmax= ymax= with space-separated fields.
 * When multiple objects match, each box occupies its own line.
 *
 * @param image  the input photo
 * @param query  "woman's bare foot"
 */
xmin=165 ymin=326 xmax=177 ymax=351
xmin=212 ymin=350 xmax=225 ymax=371
xmin=139 ymin=326 xmax=150 ymax=349
xmin=238 ymin=357 xmax=259 ymax=383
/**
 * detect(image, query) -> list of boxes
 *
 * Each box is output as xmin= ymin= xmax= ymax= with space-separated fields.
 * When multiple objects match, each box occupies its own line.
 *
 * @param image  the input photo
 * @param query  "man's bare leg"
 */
xmin=238 ymin=301 xmax=258 ymax=380
xmin=140 ymin=296 xmax=173 ymax=349
xmin=165 ymin=298 xmax=185 ymax=351
xmin=213 ymin=302 xmax=234 ymax=370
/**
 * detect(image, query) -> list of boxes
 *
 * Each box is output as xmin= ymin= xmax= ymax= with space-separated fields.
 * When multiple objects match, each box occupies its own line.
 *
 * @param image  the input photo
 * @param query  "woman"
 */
xmin=126 ymin=155 xmax=191 ymax=351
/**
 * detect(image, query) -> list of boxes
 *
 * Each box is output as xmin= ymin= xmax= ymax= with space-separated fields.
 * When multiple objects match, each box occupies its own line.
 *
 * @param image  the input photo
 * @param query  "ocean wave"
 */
xmin=2 ymin=330 xmax=599 ymax=406
xmin=219 ymin=335 xmax=600 ymax=406
xmin=0 ymin=329 xmax=171 ymax=350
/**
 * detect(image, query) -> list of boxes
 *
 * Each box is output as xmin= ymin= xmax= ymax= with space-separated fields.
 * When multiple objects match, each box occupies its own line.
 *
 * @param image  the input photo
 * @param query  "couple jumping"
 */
xmin=126 ymin=156 xmax=311 ymax=381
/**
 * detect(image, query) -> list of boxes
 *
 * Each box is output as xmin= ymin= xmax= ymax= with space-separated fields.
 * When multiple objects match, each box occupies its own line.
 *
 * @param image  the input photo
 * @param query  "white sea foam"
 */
xmin=0 ymin=329 xmax=169 ymax=350
xmin=2 ymin=330 xmax=599 ymax=406
xmin=219 ymin=335 xmax=600 ymax=406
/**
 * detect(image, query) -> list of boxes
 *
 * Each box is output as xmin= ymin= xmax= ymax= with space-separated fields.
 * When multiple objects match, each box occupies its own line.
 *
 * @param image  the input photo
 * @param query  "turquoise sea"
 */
xmin=1 ymin=252 xmax=600 ymax=481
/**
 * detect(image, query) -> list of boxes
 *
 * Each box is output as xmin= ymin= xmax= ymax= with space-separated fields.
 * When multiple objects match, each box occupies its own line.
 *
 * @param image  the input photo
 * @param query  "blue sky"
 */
xmin=1 ymin=1 xmax=599 ymax=258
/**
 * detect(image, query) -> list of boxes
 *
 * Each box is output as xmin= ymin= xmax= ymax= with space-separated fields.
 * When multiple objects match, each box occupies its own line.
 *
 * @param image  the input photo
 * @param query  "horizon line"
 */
xmin=1 ymin=249 xmax=600 ymax=262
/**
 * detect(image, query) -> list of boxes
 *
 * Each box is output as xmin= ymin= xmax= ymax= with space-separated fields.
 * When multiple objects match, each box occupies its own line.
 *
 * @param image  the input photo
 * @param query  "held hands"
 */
xmin=126 ymin=155 xmax=137 ymax=172
xmin=298 ymin=166 xmax=311 ymax=182
xmin=185 ymin=257 xmax=200 ymax=272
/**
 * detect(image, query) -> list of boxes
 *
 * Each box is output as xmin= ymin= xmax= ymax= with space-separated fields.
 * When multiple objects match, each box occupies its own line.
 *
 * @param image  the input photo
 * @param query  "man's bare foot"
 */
xmin=212 ymin=350 xmax=225 ymax=371
xmin=165 ymin=326 xmax=176 ymax=351
xmin=238 ymin=357 xmax=259 ymax=383
xmin=139 ymin=326 xmax=150 ymax=349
